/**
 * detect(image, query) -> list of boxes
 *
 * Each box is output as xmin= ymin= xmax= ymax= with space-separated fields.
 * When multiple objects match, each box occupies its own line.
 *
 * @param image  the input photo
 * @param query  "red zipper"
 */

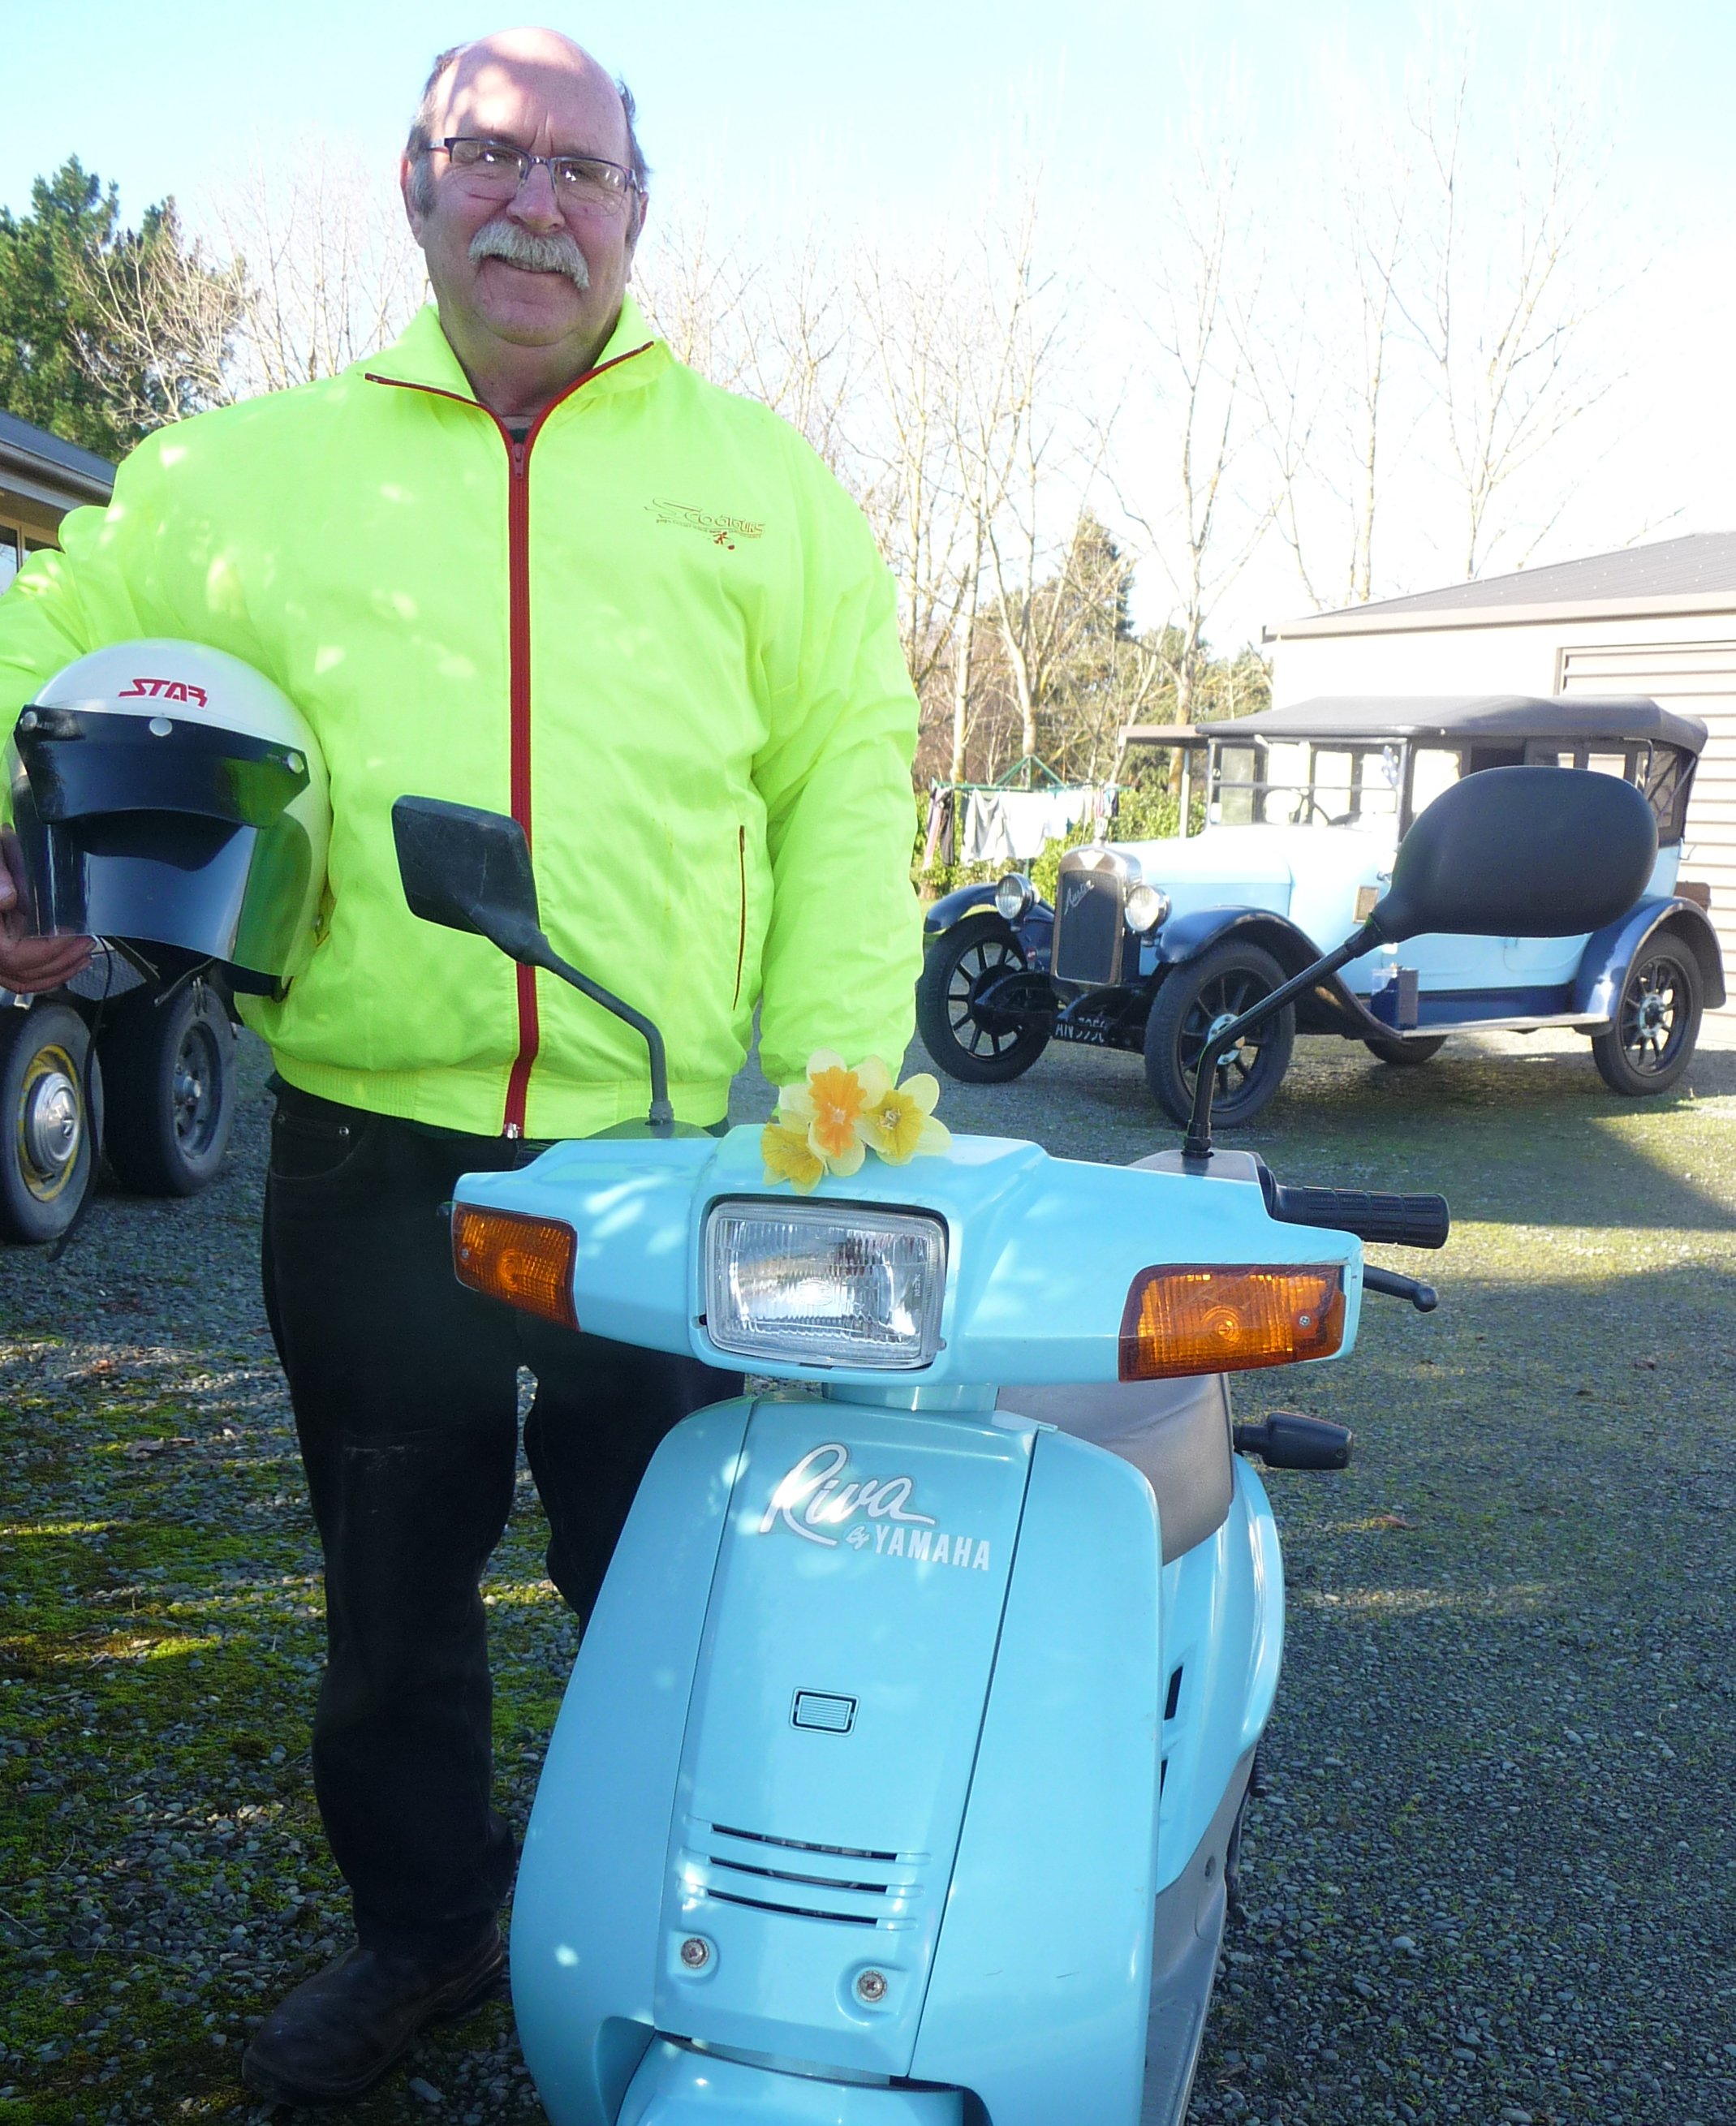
xmin=368 ymin=342 xmax=652 ymax=1134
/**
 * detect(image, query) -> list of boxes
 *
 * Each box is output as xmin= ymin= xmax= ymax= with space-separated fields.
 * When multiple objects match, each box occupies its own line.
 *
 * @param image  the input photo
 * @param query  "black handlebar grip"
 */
xmin=1267 ymin=1182 xmax=1451 ymax=1251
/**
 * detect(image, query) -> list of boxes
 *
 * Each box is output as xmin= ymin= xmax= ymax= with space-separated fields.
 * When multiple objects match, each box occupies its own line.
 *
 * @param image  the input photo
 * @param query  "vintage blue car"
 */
xmin=915 ymin=695 xmax=1723 ymax=1125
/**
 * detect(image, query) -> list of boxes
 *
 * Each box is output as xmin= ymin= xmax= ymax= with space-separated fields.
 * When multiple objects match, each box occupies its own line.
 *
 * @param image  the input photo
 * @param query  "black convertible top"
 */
xmin=1200 ymin=694 xmax=1708 ymax=757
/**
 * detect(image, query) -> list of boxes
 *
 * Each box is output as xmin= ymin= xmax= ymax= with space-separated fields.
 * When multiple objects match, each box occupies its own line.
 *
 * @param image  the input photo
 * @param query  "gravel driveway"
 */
xmin=3 ymin=1016 xmax=1734 ymax=2124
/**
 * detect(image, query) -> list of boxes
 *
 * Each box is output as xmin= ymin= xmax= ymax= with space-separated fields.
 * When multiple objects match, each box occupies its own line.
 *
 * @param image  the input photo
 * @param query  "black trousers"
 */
xmin=261 ymin=1082 xmax=737 ymax=1957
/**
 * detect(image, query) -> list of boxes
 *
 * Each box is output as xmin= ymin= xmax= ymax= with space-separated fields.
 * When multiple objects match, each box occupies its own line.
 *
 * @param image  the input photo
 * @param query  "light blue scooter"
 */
xmin=391 ymin=764 xmax=1656 ymax=2126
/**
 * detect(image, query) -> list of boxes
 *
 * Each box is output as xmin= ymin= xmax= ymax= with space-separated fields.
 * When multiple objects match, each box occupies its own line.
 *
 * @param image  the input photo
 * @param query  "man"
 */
xmin=0 ymin=28 xmax=920 ymax=2107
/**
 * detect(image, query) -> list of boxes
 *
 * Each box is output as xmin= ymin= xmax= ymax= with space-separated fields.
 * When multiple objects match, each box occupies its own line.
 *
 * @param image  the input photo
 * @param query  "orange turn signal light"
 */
xmin=1119 ymin=1263 xmax=1346 ymax=1380
xmin=452 ymin=1206 xmax=579 ymax=1329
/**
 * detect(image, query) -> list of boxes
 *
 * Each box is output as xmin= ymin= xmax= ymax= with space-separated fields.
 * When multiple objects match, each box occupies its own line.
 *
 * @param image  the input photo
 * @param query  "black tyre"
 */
xmin=916 ymin=912 xmax=1053 ymax=1084
xmin=1144 ymin=941 xmax=1295 ymax=1129
xmin=1363 ymin=1034 xmax=1446 ymax=1067
xmin=0 ymin=1003 xmax=98 ymax=1245
xmin=98 ymin=979 xmax=237 ymax=1195
xmin=1590 ymin=942 xmax=1703 ymax=1097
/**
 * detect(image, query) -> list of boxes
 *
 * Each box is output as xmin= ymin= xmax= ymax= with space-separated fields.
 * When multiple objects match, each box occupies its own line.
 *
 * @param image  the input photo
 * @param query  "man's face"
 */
xmin=403 ymin=37 xmax=640 ymax=371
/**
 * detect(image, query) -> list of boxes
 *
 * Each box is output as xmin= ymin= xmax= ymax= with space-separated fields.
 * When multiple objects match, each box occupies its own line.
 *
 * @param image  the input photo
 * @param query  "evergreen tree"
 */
xmin=0 ymin=157 xmax=238 ymax=456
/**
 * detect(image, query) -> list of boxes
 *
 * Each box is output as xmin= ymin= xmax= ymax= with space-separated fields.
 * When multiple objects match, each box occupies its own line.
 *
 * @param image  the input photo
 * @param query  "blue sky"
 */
xmin=3 ymin=0 xmax=1725 ymax=235
xmin=2 ymin=0 xmax=1731 ymax=640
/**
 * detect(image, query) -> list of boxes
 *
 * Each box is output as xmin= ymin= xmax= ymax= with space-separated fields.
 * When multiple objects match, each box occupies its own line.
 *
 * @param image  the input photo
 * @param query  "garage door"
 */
xmin=1560 ymin=641 xmax=1736 ymax=1001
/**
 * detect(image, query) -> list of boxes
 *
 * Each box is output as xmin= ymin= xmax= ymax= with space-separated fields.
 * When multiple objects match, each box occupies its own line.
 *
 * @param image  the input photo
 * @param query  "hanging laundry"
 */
xmin=960 ymin=786 xmax=1097 ymax=864
xmin=921 ymin=785 xmax=955 ymax=870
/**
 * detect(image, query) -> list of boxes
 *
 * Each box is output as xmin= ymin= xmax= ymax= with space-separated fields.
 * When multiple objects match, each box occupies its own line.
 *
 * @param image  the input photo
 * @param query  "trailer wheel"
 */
xmin=99 ymin=979 xmax=237 ymax=1196
xmin=0 ymin=1004 xmax=98 ymax=1245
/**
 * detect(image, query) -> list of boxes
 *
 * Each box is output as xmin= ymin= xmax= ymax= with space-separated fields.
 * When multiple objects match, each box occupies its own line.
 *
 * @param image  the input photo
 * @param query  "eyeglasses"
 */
xmin=439 ymin=136 xmax=640 ymax=213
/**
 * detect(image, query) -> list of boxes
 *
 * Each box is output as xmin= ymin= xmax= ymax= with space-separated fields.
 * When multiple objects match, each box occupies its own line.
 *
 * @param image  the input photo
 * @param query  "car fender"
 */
xmin=1152 ymin=906 xmax=1325 ymax=978
xmin=1571 ymin=896 xmax=1727 ymax=1016
xmin=922 ymin=884 xmax=1054 ymax=964
xmin=1150 ymin=906 xmax=1377 ymax=1038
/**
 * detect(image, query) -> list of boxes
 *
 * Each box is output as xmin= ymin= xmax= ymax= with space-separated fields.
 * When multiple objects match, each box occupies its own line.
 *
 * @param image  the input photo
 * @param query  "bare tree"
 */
xmin=1395 ymin=54 xmax=1619 ymax=579
xmin=1259 ymin=153 xmax=1409 ymax=611
xmin=216 ymin=143 xmax=426 ymax=394
xmin=1116 ymin=150 xmax=1274 ymax=723
xmin=71 ymin=204 xmax=248 ymax=428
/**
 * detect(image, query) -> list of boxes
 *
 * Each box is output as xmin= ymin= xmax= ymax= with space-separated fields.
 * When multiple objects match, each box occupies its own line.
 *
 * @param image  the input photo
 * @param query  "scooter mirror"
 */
xmin=1367 ymin=765 xmax=1657 ymax=945
xmin=391 ymin=796 xmax=545 ymax=963
xmin=392 ymin=793 xmax=680 ymax=1132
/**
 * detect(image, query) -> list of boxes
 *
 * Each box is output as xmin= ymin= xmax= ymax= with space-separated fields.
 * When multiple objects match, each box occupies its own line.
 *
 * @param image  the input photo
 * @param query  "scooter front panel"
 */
xmin=655 ymin=1397 xmax=1033 ymax=2077
xmin=512 ymin=1401 xmax=756 ymax=2126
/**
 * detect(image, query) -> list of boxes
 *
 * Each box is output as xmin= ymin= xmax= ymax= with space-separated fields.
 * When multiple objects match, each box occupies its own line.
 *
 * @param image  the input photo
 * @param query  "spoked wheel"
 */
xmin=0 ymin=1004 xmax=99 ymax=1244
xmin=1590 ymin=942 xmax=1703 ymax=1096
xmin=1363 ymin=1034 xmax=1446 ymax=1067
xmin=98 ymin=978 xmax=237 ymax=1194
xmin=916 ymin=911 xmax=1053 ymax=1084
xmin=1144 ymin=941 xmax=1295 ymax=1128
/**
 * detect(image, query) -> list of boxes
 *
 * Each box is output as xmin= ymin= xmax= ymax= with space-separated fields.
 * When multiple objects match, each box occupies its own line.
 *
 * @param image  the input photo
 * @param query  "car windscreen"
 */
xmin=1209 ymin=741 xmax=1402 ymax=830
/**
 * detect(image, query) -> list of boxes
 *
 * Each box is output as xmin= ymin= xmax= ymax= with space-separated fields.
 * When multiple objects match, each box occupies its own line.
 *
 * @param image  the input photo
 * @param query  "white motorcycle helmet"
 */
xmin=6 ymin=639 xmax=330 ymax=992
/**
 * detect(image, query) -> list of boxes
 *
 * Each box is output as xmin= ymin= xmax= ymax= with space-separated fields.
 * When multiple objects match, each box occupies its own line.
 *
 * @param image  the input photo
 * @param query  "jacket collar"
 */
xmin=364 ymin=288 xmax=667 ymax=405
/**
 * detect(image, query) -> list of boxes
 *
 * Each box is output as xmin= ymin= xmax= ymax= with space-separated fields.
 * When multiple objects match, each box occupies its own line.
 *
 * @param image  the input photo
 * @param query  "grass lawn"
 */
xmin=2 ymin=1021 xmax=1734 ymax=2123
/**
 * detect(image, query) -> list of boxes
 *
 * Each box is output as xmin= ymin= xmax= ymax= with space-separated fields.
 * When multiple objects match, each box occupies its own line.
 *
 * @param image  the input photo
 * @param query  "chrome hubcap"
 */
xmin=23 ymin=1069 xmax=79 ymax=1177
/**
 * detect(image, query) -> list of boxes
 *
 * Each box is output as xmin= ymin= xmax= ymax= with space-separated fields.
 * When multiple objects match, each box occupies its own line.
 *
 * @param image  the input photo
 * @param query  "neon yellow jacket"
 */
xmin=0 ymin=295 xmax=921 ymax=1136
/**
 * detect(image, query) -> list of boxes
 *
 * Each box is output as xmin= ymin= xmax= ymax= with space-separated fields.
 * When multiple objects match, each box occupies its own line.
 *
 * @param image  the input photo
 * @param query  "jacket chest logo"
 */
xmin=647 ymin=497 xmax=765 ymax=551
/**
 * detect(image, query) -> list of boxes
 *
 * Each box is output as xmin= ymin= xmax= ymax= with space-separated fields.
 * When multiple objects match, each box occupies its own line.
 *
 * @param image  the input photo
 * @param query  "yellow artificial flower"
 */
xmin=760 ymin=1116 xmax=826 ymax=1193
xmin=856 ymin=1061 xmax=952 ymax=1164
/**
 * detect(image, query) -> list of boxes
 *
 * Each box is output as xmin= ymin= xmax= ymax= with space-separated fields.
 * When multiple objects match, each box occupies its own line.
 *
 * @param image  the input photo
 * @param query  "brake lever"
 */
xmin=1363 ymin=1264 xmax=1438 ymax=1312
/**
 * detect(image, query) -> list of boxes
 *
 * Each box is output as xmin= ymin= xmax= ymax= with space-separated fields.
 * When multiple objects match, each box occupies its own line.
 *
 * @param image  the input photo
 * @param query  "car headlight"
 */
xmin=1125 ymin=883 xmax=1170 ymax=933
xmin=994 ymin=871 xmax=1035 ymax=921
xmin=704 ymin=1199 xmax=947 ymax=1370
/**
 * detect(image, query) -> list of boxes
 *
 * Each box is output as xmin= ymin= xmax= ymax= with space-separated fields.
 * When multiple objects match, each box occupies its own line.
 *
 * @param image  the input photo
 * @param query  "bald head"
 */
xmin=405 ymin=29 xmax=648 ymax=221
xmin=400 ymin=27 xmax=652 ymax=417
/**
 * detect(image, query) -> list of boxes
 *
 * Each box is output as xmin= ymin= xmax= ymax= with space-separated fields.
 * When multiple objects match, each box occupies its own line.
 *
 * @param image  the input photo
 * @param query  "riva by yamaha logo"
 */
xmin=758 ymin=1442 xmax=993 ymax=1570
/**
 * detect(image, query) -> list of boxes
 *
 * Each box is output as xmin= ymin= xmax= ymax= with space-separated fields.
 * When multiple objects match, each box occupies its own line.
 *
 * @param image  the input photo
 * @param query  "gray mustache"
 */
xmin=469 ymin=221 xmax=591 ymax=291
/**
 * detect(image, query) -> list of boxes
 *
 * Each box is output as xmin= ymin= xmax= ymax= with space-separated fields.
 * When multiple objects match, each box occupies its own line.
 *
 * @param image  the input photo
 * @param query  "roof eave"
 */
xmin=0 ymin=441 xmax=115 ymax=512
xmin=1264 ymin=587 xmax=1736 ymax=642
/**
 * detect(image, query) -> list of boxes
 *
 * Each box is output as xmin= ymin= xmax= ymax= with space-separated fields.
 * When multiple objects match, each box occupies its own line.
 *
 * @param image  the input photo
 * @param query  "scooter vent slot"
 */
xmin=709 ymin=1822 xmax=898 ymax=1864
xmin=1165 ymin=1665 xmax=1184 ymax=1722
xmin=706 ymin=1855 xmax=890 ymax=1896
xmin=1160 ymin=1757 xmax=1169 ymax=1795
xmin=702 ymin=1887 xmax=880 ymax=1927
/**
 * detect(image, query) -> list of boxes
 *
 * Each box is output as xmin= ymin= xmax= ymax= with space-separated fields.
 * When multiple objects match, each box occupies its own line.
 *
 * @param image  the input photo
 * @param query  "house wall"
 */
xmin=1269 ymin=609 xmax=1736 ymax=1003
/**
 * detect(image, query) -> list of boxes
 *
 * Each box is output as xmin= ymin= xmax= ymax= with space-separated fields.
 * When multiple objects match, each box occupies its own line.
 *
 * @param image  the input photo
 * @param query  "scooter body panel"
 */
xmin=1155 ymin=1460 xmax=1283 ymax=1895
xmin=907 ymin=1423 xmax=1164 ymax=2124
xmin=511 ymin=1401 xmax=754 ymax=2126
xmin=458 ymin=1126 xmax=1363 ymax=1391
xmin=657 ymin=1397 xmax=1034 ymax=2077
xmin=618 ymin=2039 xmax=964 ymax=2124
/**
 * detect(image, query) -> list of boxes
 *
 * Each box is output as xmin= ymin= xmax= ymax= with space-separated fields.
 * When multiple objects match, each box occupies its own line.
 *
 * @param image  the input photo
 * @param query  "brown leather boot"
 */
xmin=240 ymin=1927 xmax=504 ymax=2106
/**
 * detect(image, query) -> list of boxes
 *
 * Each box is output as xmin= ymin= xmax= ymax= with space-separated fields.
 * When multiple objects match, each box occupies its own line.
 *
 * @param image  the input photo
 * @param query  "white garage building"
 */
xmin=1264 ymin=532 xmax=1736 ymax=994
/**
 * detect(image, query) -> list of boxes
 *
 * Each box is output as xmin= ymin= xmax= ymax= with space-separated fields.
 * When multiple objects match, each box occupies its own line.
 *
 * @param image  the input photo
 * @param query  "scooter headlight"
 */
xmin=704 ymin=1199 xmax=947 ymax=1370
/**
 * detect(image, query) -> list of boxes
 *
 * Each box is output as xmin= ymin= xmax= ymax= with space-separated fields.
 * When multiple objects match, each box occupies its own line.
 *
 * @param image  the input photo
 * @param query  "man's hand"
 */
xmin=0 ymin=828 xmax=92 ymax=994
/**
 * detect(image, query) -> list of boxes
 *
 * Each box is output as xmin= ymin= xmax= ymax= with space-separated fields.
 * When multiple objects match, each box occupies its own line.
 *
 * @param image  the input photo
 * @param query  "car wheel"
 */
xmin=1363 ymin=1035 xmax=1446 ymax=1067
xmin=98 ymin=979 xmax=238 ymax=1195
xmin=1590 ymin=942 xmax=1703 ymax=1096
xmin=916 ymin=912 xmax=1053 ymax=1084
xmin=1144 ymin=941 xmax=1295 ymax=1128
xmin=0 ymin=1003 xmax=99 ymax=1245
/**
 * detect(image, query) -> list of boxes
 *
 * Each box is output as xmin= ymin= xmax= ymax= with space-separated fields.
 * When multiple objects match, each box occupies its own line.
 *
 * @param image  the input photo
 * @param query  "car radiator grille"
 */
xmin=1053 ymin=867 xmax=1125 ymax=983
